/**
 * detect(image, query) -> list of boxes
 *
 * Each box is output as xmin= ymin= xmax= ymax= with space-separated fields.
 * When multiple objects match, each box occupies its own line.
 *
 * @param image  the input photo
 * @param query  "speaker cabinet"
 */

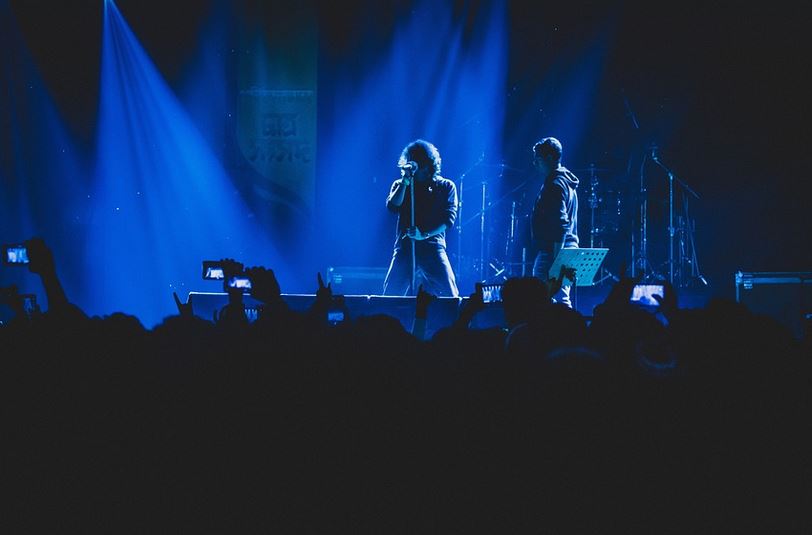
xmin=325 ymin=266 xmax=388 ymax=295
xmin=735 ymin=271 xmax=812 ymax=338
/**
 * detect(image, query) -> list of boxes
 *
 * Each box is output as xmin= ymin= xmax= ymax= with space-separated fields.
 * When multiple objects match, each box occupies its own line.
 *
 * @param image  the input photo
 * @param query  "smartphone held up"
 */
xmin=3 ymin=244 xmax=29 ymax=265
xmin=630 ymin=284 xmax=664 ymax=307
xmin=476 ymin=282 xmax=504 ymax=304
xmin=202 ymin=260 xmax=225 ymax=280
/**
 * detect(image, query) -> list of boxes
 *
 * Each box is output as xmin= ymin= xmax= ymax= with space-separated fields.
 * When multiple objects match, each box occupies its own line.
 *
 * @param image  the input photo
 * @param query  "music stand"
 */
xmin=548 ymin=248 xmax=609 ymax=286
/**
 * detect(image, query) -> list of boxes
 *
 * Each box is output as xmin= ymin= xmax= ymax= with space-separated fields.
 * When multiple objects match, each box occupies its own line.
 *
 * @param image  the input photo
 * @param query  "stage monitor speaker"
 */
xmin=326 ymin=266 xmax=388 ymax=295
xmin=735 ymin=271 xmax=812 ymax=339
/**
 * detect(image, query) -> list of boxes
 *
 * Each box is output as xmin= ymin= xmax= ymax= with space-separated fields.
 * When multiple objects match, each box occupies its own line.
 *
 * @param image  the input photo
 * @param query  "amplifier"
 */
xmin=734 ymin=271 xmax=812 ymax=339
xmin=325 ymin=266 xmax=388 ymax=295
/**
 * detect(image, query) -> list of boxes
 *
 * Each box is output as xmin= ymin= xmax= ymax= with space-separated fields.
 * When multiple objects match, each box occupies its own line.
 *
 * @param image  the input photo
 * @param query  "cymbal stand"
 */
xmin=681 ymin=192 xmax=708 ymax=287
xmin=504 ymin=200 xmax=518 ymax=270
xmin=587 ymin=165 xmax=599 ymax=248
xmin=676 ymin=213 xmax=687 ymax=287
xmin=633 ymin=153 xmax=651 ymax=280
xmin=455 ymin=154 xmax=484 ymax=280
xmin=479 ymin=180 xmax=487 ymax=282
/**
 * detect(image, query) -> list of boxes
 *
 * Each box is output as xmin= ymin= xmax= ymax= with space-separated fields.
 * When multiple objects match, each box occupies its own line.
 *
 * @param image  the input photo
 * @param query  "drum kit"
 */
xmin=451 ymin=156 xmax=705 ymax=290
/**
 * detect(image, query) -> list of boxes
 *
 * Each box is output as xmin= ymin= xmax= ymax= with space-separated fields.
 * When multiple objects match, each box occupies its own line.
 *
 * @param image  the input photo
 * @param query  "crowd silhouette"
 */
xmin=2 ymin=238 xmax=809 ymax=533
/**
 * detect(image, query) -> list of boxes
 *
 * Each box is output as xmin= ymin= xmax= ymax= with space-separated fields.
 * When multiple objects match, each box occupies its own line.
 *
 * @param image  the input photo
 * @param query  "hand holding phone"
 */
xmin=227 ymin=275 xmax=252 ymax=291
xmin=630 ymin=284 xmax=664 ymax=306
xmin=476 ymin=282 xmax=503 ymax=304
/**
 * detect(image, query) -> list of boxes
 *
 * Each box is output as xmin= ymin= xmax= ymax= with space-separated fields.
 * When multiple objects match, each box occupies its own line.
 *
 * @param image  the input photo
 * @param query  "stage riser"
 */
xmin=186 ymin=286 xmax=719 ymax=337
xmin=187 ymin=287 xmax=646 ymax=335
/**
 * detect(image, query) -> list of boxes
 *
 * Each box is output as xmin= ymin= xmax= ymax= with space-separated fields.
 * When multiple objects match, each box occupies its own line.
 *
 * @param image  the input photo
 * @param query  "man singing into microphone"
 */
xmin=382 ymin=139 xmax=459 ymax=297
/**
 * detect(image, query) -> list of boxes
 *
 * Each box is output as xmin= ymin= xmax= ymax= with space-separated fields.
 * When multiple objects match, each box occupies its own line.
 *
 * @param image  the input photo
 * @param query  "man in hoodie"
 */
xmin=530 ymin=137 xmax=580 ymax=308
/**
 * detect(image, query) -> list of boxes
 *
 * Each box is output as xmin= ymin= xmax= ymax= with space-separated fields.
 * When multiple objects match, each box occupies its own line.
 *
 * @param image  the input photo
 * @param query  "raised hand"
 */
xmin=604 ymin=263 xmax=642 ymax=307
xmin=23 ymin=237 xmax=70 ymax=310
xmin=24 ymin=237 xmax=56 ymax=276
xmin=316 ymin=272 xmax=332 ymax=303
xmin=245 ymin=266 xmax=281 ymax=304
xmin=415 ymin=284 xmax=436 ymax=319
xmin=220 ymin=258 xmax=244 ymax=284
xmin=455 ymin=289 xmax=485 ymax=329
xmin=172 ymin=291 xmax=194 ymax=318
xmin=652 ymin=279 xmax=678 ymax=319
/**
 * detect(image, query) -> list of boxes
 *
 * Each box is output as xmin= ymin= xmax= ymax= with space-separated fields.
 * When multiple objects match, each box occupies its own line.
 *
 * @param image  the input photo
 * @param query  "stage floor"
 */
xmin=188 ymin=285 xmax=716 ymax=337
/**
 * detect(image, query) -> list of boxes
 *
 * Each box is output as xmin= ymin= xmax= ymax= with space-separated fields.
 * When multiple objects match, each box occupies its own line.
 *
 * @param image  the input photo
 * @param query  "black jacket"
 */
xmin=386 ymin=176 xmax=457 ymax=250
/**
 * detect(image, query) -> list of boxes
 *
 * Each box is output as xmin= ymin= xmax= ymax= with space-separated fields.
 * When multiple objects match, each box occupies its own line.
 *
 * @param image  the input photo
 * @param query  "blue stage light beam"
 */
xmin=507 ymin=29 xmax=614 ymax=169
xmin=316 ymin=0 xmax=508 ymax=290
xmin=88 ymin=0 xmax=285 ymax=327
xmin=0 ymin=1 xmax=88 ymax=306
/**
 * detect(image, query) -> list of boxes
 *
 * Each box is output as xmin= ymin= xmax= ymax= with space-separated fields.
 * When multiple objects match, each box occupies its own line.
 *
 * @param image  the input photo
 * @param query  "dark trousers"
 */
xmin=383 ymin=242 xmax=459 ymax=297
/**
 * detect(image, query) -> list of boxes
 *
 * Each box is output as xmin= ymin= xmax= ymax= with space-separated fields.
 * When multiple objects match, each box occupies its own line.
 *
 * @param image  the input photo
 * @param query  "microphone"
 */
xmin=649 ymin=143 xmax=659 ymax=160
xmin=399 ymin=161 xmax=418 ymax=172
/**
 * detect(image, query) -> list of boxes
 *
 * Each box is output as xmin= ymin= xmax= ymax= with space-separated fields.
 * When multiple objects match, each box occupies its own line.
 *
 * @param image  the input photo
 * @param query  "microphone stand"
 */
xmin=409 ymin=170 xmax=416 ymax=296
xmin=651 ymin=152 xmax=700 ymax=286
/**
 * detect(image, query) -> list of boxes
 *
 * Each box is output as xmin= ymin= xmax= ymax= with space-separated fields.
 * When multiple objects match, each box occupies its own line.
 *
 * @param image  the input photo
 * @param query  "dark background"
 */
xmin=5 ymin=0 xmax=811 ymax=299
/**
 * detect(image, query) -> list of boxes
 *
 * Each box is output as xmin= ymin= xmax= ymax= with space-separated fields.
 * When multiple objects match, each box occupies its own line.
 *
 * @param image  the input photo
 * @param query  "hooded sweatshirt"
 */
xmin=531 ymin=165 xmax=579 ymax=252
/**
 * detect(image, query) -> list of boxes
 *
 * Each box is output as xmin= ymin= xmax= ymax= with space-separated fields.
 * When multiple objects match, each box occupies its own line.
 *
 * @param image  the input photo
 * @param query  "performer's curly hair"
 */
xmin=398 ymin=139 xmax=442 ymax=178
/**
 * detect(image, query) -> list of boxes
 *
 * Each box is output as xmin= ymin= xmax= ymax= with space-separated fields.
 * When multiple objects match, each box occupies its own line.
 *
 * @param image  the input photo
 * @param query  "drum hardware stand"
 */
xmin=588 ymin=165 xmax=599 ymax=248
xmin=585 ymin=163 xmax=619 ymax=285
xmin=455 ymin=153 xmax=484 ymax=283
xmin=461 ymin=163 xmax=520 ymax=283
xmin=459 ymin=177 xmax=494 ymax=284
xmin=632 ymin=148 xmax=655 ymax=280
xmin=502 ymin=200 xmax=531 ymax=279
xmin=678 ymin=194 xmax=708 ymax=287
xmin=497 ymin=176 xmax=537 ymax=278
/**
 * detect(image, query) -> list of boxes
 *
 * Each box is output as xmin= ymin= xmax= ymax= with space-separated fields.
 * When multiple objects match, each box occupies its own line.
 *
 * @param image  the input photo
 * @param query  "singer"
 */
xmin=382 ymin=139 xmax=459 ymax=297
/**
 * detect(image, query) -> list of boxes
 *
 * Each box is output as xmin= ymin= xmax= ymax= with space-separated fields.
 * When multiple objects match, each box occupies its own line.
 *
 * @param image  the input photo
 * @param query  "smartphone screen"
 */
xmin=227 ymin=276 xmax=252 ymax=290
xmin=4 ymin=245 xmax=29 ymax=265
xmin=631 ymin=284 xmax=663 ymax=306
xmin=327 ymin=310 xmax=345 ymax=324
xmin=477 ymin=283 xmax=503 ymax=304
xmin=202 ymin=261 xmax=225 ymax=280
